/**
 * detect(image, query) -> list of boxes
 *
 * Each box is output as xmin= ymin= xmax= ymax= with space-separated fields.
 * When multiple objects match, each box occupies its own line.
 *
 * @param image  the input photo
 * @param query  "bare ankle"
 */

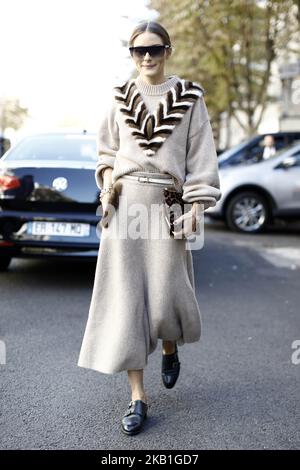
xmin=131 ymin=392 xmax=147 ymax=403
xmin=162 ymin=340 xmax=176 ymax=355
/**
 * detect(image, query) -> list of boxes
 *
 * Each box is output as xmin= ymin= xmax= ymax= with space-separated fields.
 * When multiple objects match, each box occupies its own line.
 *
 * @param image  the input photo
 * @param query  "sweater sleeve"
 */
xmin=94 ymin=94 xmax=120 ymax=189
xmin=182 ymin=94 xmax=222 ymax=209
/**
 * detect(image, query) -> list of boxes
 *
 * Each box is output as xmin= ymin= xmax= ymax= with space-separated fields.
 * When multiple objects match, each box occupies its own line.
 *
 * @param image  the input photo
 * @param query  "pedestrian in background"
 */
xmin=262 ymin=135 xmax=277 ymax=160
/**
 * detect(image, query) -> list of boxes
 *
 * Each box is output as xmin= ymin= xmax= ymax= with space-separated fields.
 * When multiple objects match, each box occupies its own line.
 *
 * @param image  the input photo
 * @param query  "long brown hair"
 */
xmin=128 ymin=21 xmax=172 ymax=48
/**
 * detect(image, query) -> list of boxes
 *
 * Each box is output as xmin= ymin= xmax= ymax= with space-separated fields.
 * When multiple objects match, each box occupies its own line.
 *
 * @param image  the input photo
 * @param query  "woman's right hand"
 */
xmin=100 ymin=168 xmax=114 ymax=228
xmin=100 ymin=192 xmax=112 ymax=228
xmin=100 ymin=191 xmax=109 ymax=215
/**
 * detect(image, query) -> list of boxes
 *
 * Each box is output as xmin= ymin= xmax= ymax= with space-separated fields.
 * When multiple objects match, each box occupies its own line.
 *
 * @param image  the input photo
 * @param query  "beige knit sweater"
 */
xmin=95 ymin=74 xmax=222 ymax=209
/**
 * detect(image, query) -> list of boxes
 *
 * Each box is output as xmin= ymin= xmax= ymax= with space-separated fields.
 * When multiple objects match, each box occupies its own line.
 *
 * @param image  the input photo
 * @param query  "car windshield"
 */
xmin=218 ymin=138 xmax=300 ymax=167
xmin=266 ymin=142 xmax=300 ymax=160
xmin=218 ymin=141 xmax=248 ymax=164
xmin=3 ymin=134 xmax=98 ymax=162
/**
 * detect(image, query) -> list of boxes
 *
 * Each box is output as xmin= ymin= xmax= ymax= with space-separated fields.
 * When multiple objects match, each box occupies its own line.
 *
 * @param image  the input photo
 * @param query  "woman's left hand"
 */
xmin=172 ymin=202 xmax=203 ymax=239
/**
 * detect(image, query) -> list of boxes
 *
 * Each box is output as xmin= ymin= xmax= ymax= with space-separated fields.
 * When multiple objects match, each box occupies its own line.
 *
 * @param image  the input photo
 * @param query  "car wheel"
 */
xmin=225 ymin=191 xmax=270 ymax=233
xmin=0 ymin=255 xmax=12 ymax=271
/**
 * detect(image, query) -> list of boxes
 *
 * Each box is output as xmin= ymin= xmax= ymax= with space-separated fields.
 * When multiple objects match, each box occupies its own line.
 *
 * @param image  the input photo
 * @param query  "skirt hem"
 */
xmin=77 ymin=335 xmax=201 ymax=375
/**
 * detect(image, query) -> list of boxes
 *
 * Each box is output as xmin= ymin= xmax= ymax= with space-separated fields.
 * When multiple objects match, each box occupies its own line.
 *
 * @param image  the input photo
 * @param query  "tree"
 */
xmin=0 ymin=98 xmax=29 ymax=134
xmin=149 ymin=0 xmax=300 ymax=144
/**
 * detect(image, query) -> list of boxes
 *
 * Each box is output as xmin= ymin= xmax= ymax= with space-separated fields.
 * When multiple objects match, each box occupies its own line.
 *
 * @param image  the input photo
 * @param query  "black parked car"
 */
xmin=218 ymin=131 xmax=300 ymax=168
xmin=0 ymin=131 xmax=102 ymax=271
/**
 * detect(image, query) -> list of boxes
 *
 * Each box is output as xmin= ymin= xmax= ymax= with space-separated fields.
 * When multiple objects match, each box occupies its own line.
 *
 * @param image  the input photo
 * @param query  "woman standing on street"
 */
xmin=78 ymin=20 xmax=221 ymax=436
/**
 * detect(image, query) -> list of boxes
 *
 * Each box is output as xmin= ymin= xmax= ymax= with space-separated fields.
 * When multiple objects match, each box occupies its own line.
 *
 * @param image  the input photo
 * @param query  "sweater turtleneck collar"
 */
xmin=134 ymin=74 xmax=179 ymax=96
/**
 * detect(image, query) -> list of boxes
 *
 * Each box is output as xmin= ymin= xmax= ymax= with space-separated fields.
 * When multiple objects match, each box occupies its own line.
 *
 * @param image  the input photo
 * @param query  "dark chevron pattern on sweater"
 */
xmin=113 ymin=78 xmax=205 ymax=157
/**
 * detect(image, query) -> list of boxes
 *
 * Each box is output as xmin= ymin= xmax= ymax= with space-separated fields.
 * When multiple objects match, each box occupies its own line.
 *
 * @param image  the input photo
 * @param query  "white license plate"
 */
xmin=30 ymin=221 xmax=90 ymax=237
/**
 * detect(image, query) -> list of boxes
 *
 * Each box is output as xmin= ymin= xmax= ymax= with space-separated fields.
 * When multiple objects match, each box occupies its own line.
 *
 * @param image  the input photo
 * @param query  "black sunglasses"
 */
xmin=129 ymin=44 xmax=172 ymax=59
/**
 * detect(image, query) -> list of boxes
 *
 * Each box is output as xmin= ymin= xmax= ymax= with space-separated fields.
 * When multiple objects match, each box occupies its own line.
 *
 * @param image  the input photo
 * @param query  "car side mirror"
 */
xmin=275 ymin=156 xmax=297 ymax=169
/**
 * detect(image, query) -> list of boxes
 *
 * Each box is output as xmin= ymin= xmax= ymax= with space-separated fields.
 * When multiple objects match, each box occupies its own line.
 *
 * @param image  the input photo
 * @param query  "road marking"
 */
xmin=232 ymin=238 xmax=300 ymax=269
xmin=258 ymin=247 xmax=300 ymax=269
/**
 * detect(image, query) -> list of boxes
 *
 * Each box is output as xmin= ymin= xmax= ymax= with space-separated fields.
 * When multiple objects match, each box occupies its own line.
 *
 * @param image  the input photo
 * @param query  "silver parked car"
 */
xmin=206 ymin=142 xmax=300 ymax=233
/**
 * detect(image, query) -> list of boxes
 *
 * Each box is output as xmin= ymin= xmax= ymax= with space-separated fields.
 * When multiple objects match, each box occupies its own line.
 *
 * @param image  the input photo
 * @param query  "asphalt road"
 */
xmin=1 ymin=219 xmax=300 ymax=450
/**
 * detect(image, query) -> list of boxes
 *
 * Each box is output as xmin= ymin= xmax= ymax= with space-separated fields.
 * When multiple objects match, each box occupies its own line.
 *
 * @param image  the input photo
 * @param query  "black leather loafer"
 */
xmin=161 ymin=342 xmax=181 ymax=389
xmin=121 ymin=399 xmax=148 ymax=436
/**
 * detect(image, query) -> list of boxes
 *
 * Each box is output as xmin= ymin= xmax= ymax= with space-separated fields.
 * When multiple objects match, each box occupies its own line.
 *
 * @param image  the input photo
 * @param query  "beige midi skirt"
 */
xmin=77 ymin=171 xmax=202 ymax=374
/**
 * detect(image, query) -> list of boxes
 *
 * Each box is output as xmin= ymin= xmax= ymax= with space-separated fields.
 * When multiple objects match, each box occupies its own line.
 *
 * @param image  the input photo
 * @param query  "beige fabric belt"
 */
xmin=121 ymin=174 xmax=174 ymax=185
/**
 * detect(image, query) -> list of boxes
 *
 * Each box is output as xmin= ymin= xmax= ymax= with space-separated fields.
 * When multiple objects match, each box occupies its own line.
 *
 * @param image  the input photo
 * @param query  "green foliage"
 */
xmin=148 ymin=0 xmax=300 ymax=143
xmin=0 ymin=98 xmax=29 ymax=133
